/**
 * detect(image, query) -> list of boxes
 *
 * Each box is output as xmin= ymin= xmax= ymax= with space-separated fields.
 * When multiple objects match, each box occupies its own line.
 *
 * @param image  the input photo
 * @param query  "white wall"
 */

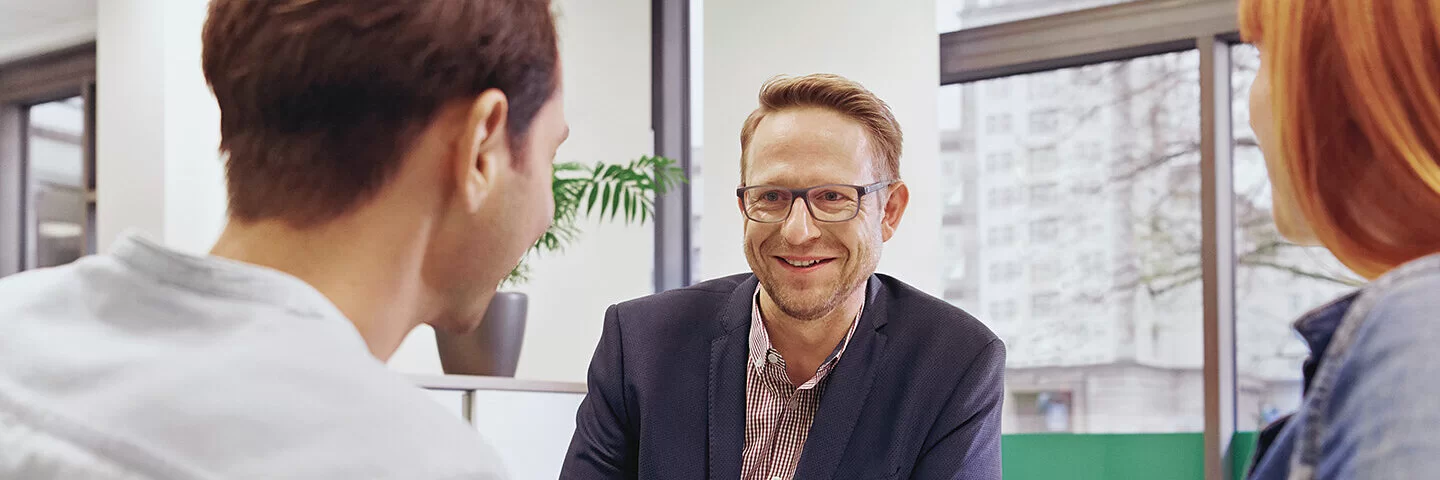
xmin=96 ymin=0 xmax=226 ymax=255
xmin=389 ymin=0 xmax=655 ymax=383
xmin=0 ymin=0 xmax=96 ymax=65
xmin=699 ymin=0 xmax=942 ymax=294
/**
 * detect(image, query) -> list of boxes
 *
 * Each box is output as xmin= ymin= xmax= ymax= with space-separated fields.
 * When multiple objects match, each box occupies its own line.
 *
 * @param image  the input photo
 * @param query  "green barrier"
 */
xmin=1230 ymin=431 xmax=1259 ymax=480
xmin=1000 ymin=432 xmax=1260 ymax=480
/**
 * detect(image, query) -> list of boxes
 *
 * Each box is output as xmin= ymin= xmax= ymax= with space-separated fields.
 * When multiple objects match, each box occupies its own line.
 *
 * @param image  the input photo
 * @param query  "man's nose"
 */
xmin=780 ymin=197 xmax=821 ymax=244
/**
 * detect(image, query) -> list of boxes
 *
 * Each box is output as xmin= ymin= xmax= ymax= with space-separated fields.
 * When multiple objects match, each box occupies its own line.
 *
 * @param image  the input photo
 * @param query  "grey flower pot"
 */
xmin=436 ymin=291 xmax=527 ymax=377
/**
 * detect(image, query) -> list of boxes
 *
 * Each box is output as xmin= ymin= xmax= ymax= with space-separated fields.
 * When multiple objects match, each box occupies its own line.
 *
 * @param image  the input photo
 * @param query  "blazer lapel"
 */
xmin=707 ymin=275 xmax=757 ymax=480
xmin=792 ymin=276 xmax=890 ymax=479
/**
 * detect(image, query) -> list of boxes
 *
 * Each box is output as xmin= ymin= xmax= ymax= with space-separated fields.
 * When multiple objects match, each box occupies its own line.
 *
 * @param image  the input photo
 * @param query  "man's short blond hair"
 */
xmin=739 ymin=74 xmax=903 ymax=184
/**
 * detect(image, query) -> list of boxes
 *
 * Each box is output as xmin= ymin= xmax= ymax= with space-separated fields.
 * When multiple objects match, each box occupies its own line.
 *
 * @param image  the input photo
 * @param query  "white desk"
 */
xmin=414 ymin=374 xmax=587 ymax=479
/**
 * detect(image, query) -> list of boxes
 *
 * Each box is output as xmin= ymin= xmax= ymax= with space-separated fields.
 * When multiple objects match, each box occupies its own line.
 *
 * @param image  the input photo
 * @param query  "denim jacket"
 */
xmin=1249 ymin=254 xmax=1440 ymax=479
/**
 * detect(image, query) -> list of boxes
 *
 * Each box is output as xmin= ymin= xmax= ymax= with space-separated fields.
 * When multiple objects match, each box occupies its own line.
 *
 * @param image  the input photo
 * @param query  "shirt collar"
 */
xmin=747 ymin=285 xmax=861 ymax=375
xmin=109 ymin=231 xmax=347 ymax=321
xmin=1292 ymin=292 xmax=1360 ymax=358
xmin=1290 ymin=291 xmax=1360 ymax=394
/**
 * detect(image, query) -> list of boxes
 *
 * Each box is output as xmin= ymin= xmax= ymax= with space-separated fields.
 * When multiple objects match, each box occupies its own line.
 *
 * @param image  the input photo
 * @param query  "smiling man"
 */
xmin=561 ymin=74 xmax=1005 ymax=480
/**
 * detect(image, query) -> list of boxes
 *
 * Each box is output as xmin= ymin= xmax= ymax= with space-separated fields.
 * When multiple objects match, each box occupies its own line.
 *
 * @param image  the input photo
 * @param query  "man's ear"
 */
xmin=456 ymin=89 xmax=511 ymax=212
xmin=880 ymin=181 xmax=909 ymax=242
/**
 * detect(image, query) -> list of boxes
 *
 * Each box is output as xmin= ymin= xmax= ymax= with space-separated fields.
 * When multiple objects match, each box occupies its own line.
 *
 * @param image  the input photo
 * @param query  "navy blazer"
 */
xmin=560 ymin=273 xmax=1005 ymax=480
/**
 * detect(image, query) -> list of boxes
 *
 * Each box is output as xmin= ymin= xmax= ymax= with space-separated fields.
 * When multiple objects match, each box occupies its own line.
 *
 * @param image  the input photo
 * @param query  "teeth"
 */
xmin=785 ymin=259 xmax=821 ymax=267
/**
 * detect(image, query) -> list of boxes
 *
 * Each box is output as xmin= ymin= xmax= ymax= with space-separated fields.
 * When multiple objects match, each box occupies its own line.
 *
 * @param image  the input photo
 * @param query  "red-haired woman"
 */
xmin=1242 ymin=0 xmax=1440 ymax=478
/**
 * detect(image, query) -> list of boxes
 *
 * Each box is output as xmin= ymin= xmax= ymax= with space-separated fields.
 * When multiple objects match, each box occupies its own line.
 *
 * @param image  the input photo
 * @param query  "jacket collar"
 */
xmin=706 ymin=274 xmax=889 ymax=479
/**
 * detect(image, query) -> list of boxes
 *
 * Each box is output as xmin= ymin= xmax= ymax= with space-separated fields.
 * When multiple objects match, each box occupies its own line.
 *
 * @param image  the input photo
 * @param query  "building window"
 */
xmin=984 ymin=79 xmax=1010 ymax=98
xmin=1078 ymin=251 xmax=1105 ymax=274
xmin=990 ymin=261 xmax=1022 ymax=283
xmin=987 ymin=225 xmax=1016 ymax=247
xmin=1029 ymin=218 xmax=1061 ymax=243
xmin=1014 ymin=391 xmax=1074 ymax=433
xmin=989 ymin=299 xmax=1018 ymax=322
xmin=986 ymin=114 xmax=1012 ymax=135
xmin=1028 ymin=146 xmax=1060 ymax=173
xmin=1028 ymin=73 xmax=1062 ymax=100
xmin=1031 ymin=292 xmax=1060 ymax=317
xmin=988 ymin=186 xmax=1023 ymax=208
xmin=986 ymin=152 xmax=1015 ymax=173
xmin=1029 ymin=110 xmax=1060 ymax=135
xmin=1029 ymin=182 xmax=1059 ymax=205
xmin=948 ymin=262 xmax=967 ymax=281
xmin=1032 ymin=261 xmax=1062 ymax=280
xmin=944 ymin=230 xmax=962 ymax=253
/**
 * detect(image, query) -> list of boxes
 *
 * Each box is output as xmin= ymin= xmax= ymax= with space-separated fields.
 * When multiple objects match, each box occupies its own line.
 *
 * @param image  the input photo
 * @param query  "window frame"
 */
xmin=654 ymin=0 xmax=695 ymax=292
xmin=939 ymin=0 xmax=1241 ymax=477
xmin=0 ymin=44 xmax=96 ymax=277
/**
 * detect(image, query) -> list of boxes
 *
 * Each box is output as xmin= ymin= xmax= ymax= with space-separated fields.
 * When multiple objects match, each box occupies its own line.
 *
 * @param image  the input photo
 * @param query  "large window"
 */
xmin=25 ymin=96 xmax=92 ymax=269
xmin=936 ymin=0 xmax=1349 ymax=474
xmin=1229 ymin=44 xmax=1360 ymax=431
xmin=941 ymin=50 xmax=1205 ymax=434
xmin=1 ymin=47 xmax=96 ymax=278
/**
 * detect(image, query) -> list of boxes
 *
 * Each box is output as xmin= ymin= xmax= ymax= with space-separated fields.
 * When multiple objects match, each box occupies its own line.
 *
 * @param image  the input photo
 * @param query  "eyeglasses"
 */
xmin=736 ymin=180 xmax=895 ymax=223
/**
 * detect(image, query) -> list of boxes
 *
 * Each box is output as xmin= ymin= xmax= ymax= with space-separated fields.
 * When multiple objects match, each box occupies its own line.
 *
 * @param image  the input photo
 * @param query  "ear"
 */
xmin=455 ymin=89 xmax=511 ymax=212
xmin=880 ymin=181 xmax=909 ymax=242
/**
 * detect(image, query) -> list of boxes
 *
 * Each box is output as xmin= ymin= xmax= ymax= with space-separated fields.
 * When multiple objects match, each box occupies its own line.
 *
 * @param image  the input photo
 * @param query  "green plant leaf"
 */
xmin=625 ymin=191 xmax=636 ymax=222
xmin=600 ymin=183 xmax=612 ymax=217
xmin=514 ymin=155 xmax=689 ymax=280
xmin=610 ymin=184 xmax=624 ymax=220
xmin=585 ymin=181 xmax=599 ymax=212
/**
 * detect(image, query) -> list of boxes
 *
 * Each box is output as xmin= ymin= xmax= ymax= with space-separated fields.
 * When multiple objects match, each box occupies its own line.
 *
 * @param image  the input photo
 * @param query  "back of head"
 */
xmin=1241 ymin=0 xmax=1440 ymax=278
xmin=739 ymin=74 xmax=903 ymax=184
xmin=201 ymin=0 xmax=559 ymax=227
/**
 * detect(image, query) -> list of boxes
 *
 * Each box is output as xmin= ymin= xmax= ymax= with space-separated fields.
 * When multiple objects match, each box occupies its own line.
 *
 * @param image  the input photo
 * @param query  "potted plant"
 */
xmin=436 ymin=156 xmax=685 ymax=377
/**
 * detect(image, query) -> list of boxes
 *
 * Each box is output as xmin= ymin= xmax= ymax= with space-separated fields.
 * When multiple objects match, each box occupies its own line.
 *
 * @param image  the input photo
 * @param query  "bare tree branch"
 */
xmin=1240 ymin=260 xmax=1364 ymax=287
xmin=1109 ymin=142 xmax=1200 ymax=182
xmin=1146 ymin=271 xmax=1203 ymax=297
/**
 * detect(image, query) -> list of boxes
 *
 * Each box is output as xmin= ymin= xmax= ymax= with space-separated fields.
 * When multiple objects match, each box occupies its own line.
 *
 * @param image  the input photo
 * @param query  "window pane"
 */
xmin=1229 ymin=44 xmax=1362 ymax=432
xmin=939 ymin=50 xmax=1204 ymax=434
xmin=938 ymin=0 xmax=1139 ymax=33
xmin=26 ymin=97 xmax=89 ymax=269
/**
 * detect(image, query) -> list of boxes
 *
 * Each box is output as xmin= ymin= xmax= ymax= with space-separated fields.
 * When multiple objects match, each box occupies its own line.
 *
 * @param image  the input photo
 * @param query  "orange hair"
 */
xmin=739 ymin=74 xmax=903 ymax=184
xmin=1240 ymin=0 xmax=1440 ymax=278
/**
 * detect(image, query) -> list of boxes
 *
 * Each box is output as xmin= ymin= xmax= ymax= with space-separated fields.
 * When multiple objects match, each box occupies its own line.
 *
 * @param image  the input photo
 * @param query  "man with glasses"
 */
xmin=562 ymin=74 xmax=1004 ymax=480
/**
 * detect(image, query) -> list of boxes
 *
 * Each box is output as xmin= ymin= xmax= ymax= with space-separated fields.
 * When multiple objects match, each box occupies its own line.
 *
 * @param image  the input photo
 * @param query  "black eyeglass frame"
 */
xmin=735 ymin=180 xmax=897 ymax=223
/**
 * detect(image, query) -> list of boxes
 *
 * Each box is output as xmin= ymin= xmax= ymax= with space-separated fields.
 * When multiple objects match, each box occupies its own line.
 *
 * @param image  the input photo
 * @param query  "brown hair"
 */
xmin=739 ymin=74 xmax=903 ymax=184
xmin=202 ymin=0 xmax=559 ymax=226
xmin=1241 ymin=0 xmax=1440 ymax=278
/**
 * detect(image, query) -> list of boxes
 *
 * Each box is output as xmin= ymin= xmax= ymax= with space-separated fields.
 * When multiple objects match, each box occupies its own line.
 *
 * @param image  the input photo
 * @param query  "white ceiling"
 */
xmin=0 ymin=0 xmax=96 ymax=65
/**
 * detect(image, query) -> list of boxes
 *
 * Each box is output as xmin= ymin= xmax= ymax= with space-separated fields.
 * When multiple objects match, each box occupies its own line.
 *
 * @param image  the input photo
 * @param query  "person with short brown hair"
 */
xmin=562 ymin=73 xmax=1003 ymax=479
xmin=0 ymin=0 xmax=567 ymax=478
